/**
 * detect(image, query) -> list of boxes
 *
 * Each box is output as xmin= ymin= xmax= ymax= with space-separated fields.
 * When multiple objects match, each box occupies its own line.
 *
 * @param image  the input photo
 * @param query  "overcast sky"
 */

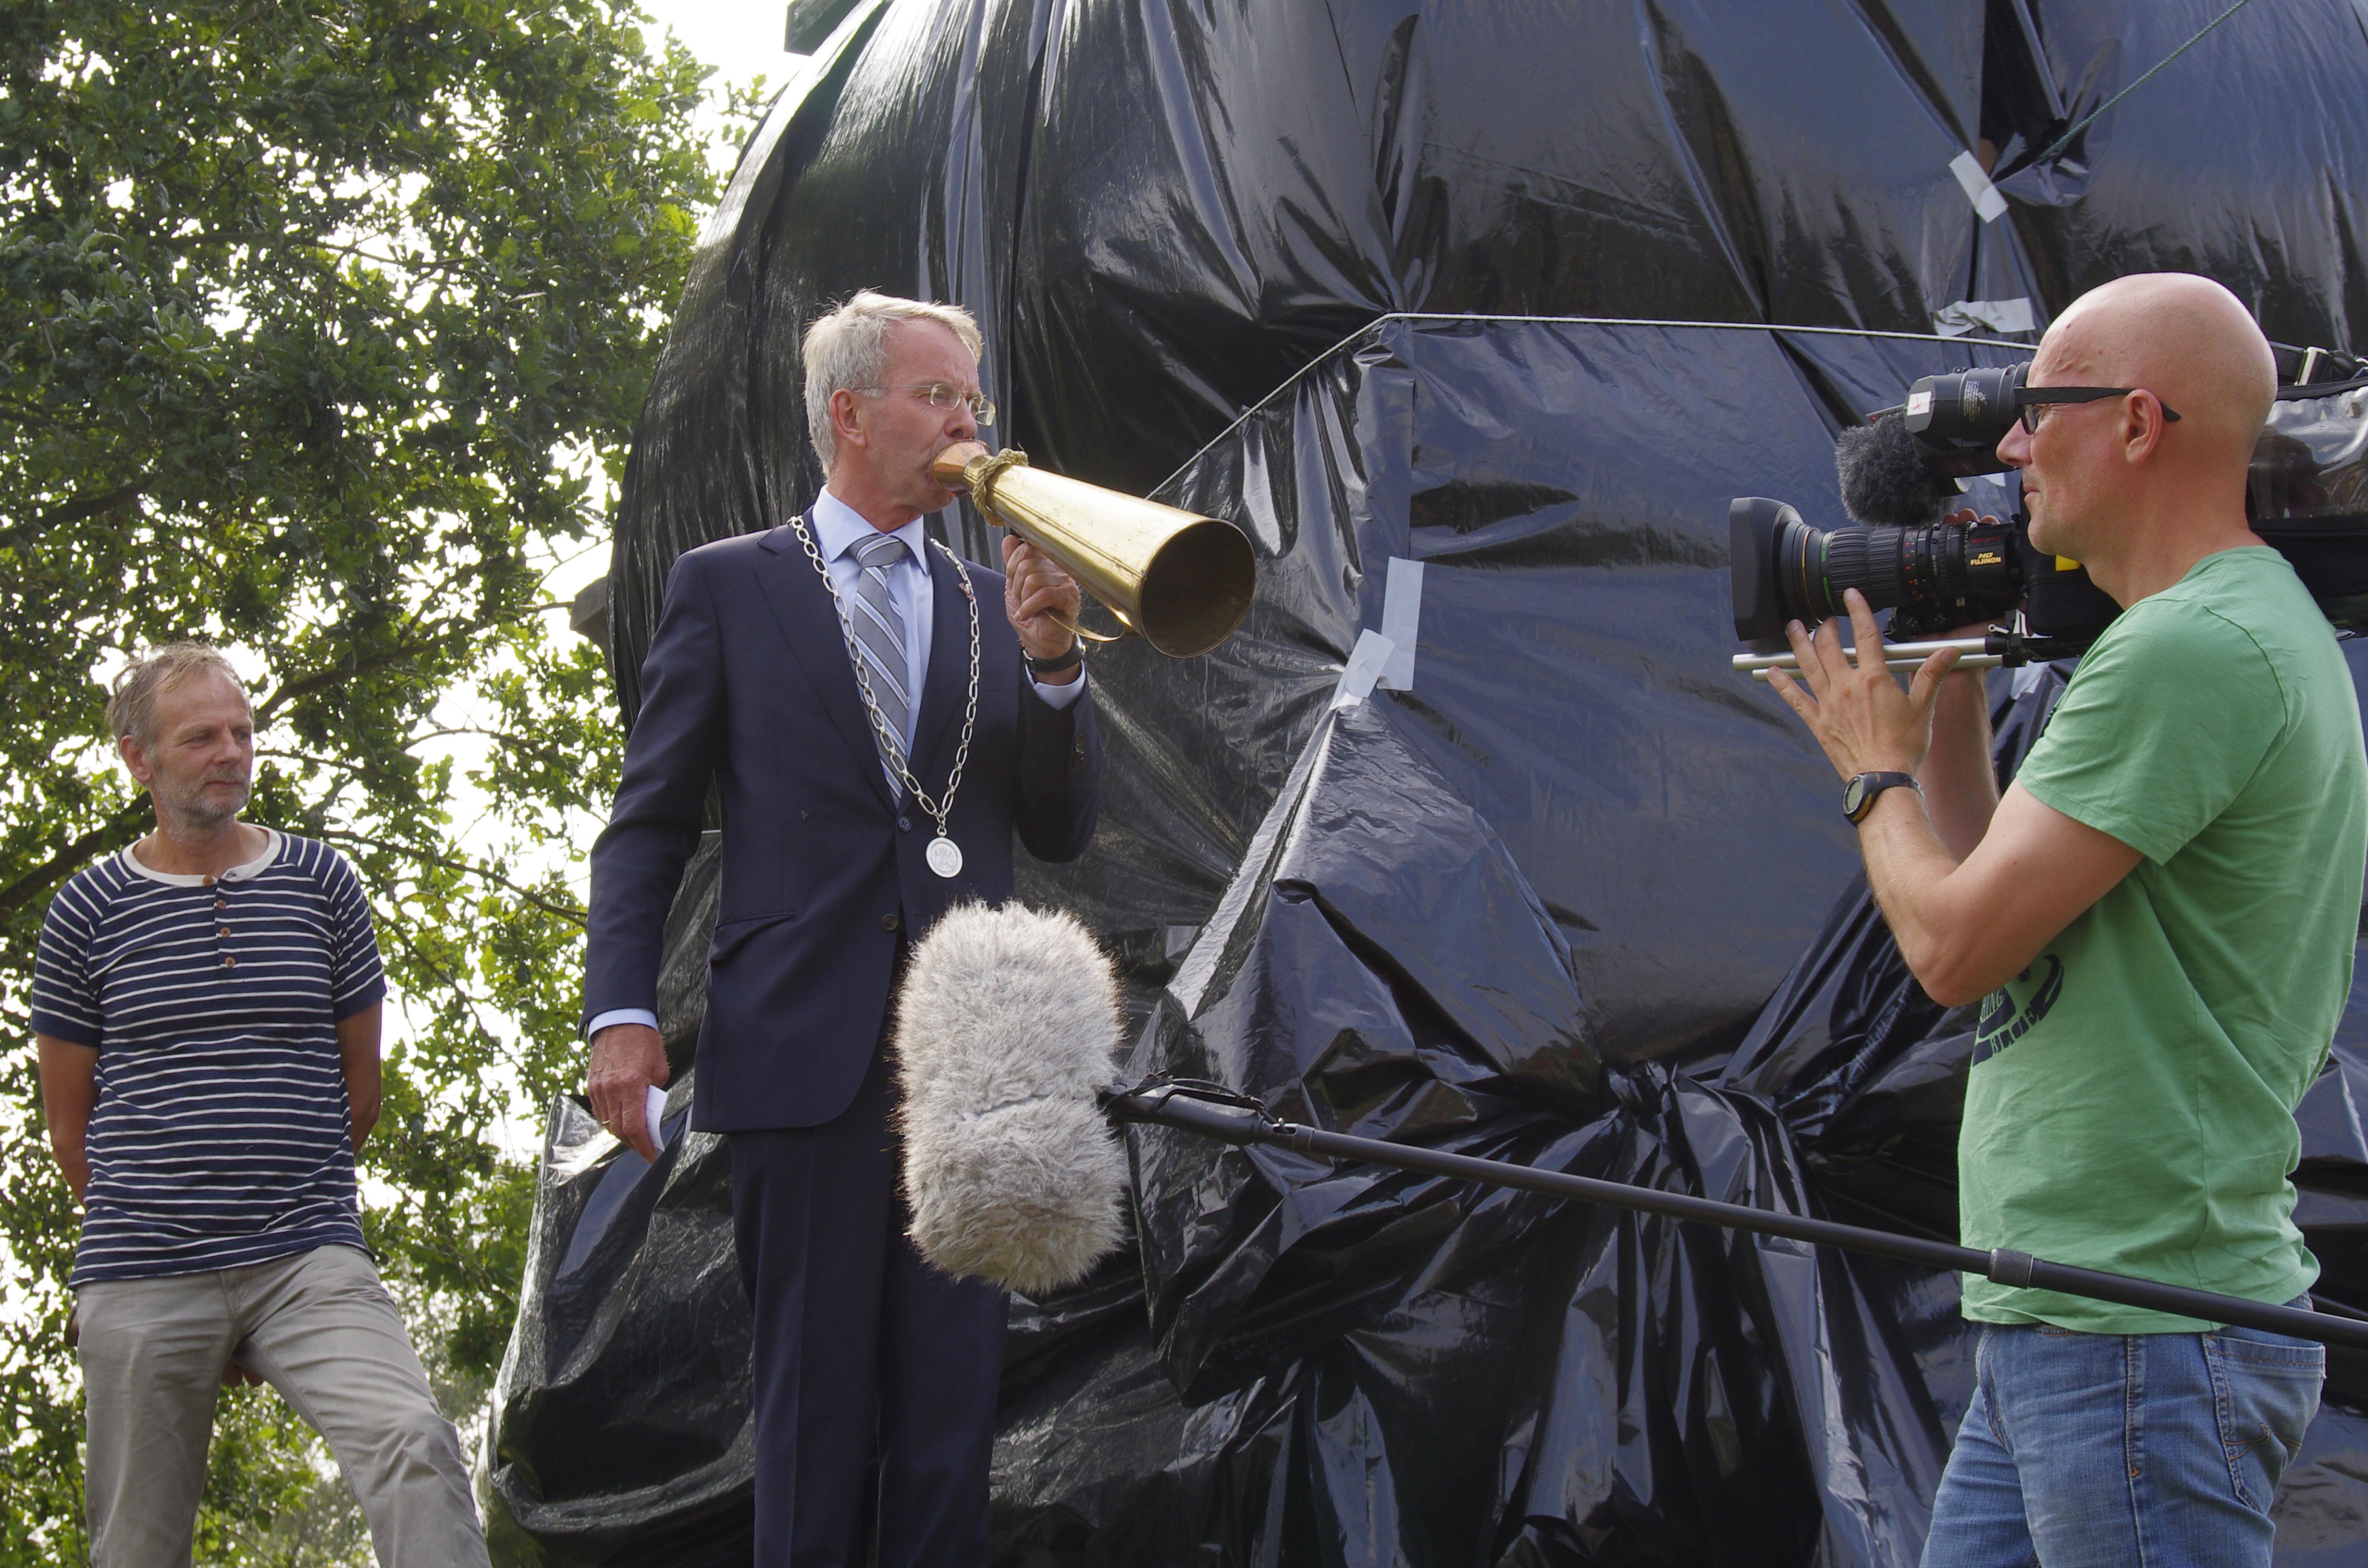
xmin=639 ymin=0 xmax=794 ymax=103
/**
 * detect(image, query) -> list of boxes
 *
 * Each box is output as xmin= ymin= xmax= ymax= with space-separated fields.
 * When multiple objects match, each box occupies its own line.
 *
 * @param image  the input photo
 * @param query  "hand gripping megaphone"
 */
xmin=932 ymin=442 xmax=1257 ymax=658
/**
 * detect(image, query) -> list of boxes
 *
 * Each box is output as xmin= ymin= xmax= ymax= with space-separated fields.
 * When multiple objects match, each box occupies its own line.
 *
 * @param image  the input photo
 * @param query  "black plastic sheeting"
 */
xmin=1987 ymin=0 xmax=2368 ymax=348
xmin=490 ymin=318 xmax=2368 ymax=1564
xmin=489 ymin=0 xmax=2368 ymax=1559
xmin=483 ymin=1096 xmax=752 ymax=1568
xmin=1075 ymin=698 xmax=1969 ymax=1565
xmin=989 ymin=319 xmax=2368 ymax=1564
xmin=1043 ymin=319 xmax=2030 ymax=1063
xmin=602 ymin=0 xmax=2368 ymax=723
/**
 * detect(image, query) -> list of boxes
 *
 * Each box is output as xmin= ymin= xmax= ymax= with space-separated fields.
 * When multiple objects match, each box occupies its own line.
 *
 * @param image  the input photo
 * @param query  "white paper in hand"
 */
xmin=644 ymin=1085 xmax=670 ymax=1152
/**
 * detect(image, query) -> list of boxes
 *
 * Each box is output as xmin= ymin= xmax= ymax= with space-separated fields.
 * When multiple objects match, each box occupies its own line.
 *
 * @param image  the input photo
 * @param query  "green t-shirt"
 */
xmin=1960 ymin=546 xmax=2368 ymax=1332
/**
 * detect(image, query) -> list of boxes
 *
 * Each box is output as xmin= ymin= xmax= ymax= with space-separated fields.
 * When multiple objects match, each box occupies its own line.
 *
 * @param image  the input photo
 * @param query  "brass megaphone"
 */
xmin=932 ymin=443 xmax=1256 ymax=659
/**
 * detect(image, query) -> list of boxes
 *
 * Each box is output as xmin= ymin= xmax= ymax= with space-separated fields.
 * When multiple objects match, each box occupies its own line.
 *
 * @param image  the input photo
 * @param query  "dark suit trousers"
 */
xmin=728 ymin=1049 xmax=1006 ymax=1568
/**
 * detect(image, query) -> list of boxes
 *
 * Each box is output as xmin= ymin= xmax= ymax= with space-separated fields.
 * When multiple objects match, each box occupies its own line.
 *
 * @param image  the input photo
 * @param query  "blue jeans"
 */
xmin=1922 ymin=1309 xmax=2324 ymax=1567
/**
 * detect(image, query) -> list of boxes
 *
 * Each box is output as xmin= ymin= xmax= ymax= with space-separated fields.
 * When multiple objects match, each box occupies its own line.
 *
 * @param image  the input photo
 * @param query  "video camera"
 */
xmin=1730 ymin=351 xmax=2368 ymax=676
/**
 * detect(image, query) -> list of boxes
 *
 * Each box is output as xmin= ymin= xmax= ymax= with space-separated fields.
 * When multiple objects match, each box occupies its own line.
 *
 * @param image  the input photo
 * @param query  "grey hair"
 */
xmin=802 ymin=291 xmax=984 ymax=471
xmin=107 ymin=642 xmax=247 ymax=745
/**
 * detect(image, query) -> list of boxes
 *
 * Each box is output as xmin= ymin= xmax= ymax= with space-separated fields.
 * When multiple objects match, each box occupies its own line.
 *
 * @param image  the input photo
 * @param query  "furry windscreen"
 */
xmin=892 ymin=902 xmax=1129 ymax=1297
xmin=1836 ymin=411 xmax=1956 ymax=527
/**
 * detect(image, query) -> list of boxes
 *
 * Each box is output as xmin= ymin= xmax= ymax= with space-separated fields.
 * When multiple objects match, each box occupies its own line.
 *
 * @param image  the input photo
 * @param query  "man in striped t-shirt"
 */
xmin=32 ymin=644 xmax=488 ymax=1567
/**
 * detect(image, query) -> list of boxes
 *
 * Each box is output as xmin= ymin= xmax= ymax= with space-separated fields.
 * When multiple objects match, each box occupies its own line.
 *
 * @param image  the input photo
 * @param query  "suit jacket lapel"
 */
xmin=754 ymin=516 xmax=897 ymax=811
xmin=910 ymin=546 xmax=974 ymax=788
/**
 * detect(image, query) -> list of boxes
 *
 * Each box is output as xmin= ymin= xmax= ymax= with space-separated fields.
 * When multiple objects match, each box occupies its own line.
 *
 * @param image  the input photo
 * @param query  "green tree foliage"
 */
xmin=0 ymin=3 xmax=752 ymax=1559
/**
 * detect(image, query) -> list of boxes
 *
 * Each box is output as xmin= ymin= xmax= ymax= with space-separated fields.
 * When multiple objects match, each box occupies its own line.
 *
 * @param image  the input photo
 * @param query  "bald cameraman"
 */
xmin=1769 ymin=273 xmax=2368 ymax=1567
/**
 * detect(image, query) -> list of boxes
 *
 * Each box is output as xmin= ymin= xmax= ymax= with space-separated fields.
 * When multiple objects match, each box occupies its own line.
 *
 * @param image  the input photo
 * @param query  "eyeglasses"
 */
xmin=2016 ymin=381 xmax=2182 ymax=434
xmin=854 ymin=381 xmax=997 ymax=424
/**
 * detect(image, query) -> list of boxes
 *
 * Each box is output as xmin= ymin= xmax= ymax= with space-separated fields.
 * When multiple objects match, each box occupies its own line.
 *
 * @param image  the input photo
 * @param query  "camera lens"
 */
xmin=1816 ymin=527 xmax=1912 ymax=615
xmin=1729 ymin=497 xmax=2023 ymax=649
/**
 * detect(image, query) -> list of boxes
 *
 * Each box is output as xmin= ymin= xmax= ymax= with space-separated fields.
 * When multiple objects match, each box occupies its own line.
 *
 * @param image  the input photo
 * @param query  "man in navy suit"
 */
xmin=579 ymin=291 xmax=1101 ymax=1566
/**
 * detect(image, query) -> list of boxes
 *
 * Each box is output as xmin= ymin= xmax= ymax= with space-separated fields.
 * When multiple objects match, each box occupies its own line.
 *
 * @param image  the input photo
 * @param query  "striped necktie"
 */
xmin=849 ymin=531 xmax=912 ymax=784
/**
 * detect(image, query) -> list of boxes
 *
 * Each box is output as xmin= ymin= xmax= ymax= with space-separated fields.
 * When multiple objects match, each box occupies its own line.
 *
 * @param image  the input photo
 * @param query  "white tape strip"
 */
xmin=1378 ymin=557 xmax=1424 ymax=691
xmin=1933 ymin=297 xmax=2037 ymax=338
xmin=1331 ymin=629 xmax=1396 ymax=710
xmin=1949 ymin=151 xmax=2009 ymax=223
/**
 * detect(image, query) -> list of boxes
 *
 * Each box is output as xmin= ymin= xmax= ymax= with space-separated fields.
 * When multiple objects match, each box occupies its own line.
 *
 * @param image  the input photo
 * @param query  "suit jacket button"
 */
xmin=881 ymin=913 xmax=900 ymax=932
xmin=897 ymin=816 xmax=912 ymax=831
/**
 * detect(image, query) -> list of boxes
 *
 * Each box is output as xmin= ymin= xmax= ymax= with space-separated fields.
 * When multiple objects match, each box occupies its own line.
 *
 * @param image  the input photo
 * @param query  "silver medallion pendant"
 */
xmin=925 ymin=835 xmax=964 ymax=879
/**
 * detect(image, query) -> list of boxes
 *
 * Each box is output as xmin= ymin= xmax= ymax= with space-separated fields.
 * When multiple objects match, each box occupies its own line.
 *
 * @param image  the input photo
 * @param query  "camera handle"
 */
xmin=1734 ymin=628 xmax=2087 ymax=683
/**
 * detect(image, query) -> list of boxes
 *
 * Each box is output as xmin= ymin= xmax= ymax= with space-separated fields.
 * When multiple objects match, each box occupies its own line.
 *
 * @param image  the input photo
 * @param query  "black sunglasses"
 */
xmin=2014 ymin=373 xmax=2182 ymax=435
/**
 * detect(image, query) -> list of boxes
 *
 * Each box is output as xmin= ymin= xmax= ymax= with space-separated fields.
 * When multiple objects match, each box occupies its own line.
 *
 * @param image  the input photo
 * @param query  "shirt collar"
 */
xmin=123 ymin=827 xmax=283 ymax=887
xmin=811 ymin=488 xmax=932 ymax=577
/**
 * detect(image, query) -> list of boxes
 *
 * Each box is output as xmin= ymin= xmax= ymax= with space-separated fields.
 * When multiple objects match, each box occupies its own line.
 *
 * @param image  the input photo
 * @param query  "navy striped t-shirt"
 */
xmin=31 ymin=830 xmax=385 ymax=1285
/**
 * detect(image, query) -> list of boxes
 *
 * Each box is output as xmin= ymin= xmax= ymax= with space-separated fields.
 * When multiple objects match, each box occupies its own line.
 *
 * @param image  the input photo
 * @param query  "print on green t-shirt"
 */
xmin=1958 ymin=547 xmax=2368 ymax=1333
xmin=1973 ymin=954 xmax=2061 ymax=1062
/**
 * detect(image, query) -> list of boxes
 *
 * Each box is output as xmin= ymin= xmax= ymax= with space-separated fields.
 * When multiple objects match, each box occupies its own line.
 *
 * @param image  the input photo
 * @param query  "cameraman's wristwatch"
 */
xmin=1841 ymin=771 xmax=1921 ymax=824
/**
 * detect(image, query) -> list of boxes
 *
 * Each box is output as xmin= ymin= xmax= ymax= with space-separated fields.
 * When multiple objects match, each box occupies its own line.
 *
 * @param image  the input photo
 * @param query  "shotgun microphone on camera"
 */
xmin=1836 ymin=413 xmax=1959 ymax=528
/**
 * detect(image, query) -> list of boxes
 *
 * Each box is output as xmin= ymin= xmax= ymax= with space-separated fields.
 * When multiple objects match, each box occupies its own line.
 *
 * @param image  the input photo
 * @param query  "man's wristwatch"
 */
xmin=1841 ymin=771 xmax=1921 ymax=824
xmin=1025 ymin=640 xmax=1084 ymax=674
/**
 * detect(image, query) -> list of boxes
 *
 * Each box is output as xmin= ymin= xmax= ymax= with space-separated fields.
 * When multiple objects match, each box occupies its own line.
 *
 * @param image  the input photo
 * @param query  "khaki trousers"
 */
xmin=75 ymin=1243 xmax=489 ymax=1568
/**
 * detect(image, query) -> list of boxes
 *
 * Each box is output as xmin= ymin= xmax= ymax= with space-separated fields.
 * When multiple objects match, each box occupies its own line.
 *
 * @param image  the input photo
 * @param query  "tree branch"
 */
xmin=403 ymin=726 xmax=546 ymax=750
xmin=25 ymin=477 xmax=148 ymax=535
xmin=0 ymin=394 xmax=103 ymax=433
xmin=254 ymin=626 xmax=487 ymax=723
xmin=255 ymin=596 xmax=562 ymax=723
xmin=317 ymin=827 xmax=586 ymax=926
xmin=375 ymin=919 xmax=511 ymax=1055
xmin=0 ymin=800 xmax=149 ymax=915
xmin=150 ymin=227 xmax=473 ymax=282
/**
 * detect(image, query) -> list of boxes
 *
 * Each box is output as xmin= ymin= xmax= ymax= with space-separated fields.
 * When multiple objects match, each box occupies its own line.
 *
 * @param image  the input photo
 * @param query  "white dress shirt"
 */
xmin=811 ymin=488 xmax=934 ymax=755
xmin=587 ymin=492 xmax=1085 ymax=1041
xmin=808 ymin=485 xmax=1085 ymax=746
